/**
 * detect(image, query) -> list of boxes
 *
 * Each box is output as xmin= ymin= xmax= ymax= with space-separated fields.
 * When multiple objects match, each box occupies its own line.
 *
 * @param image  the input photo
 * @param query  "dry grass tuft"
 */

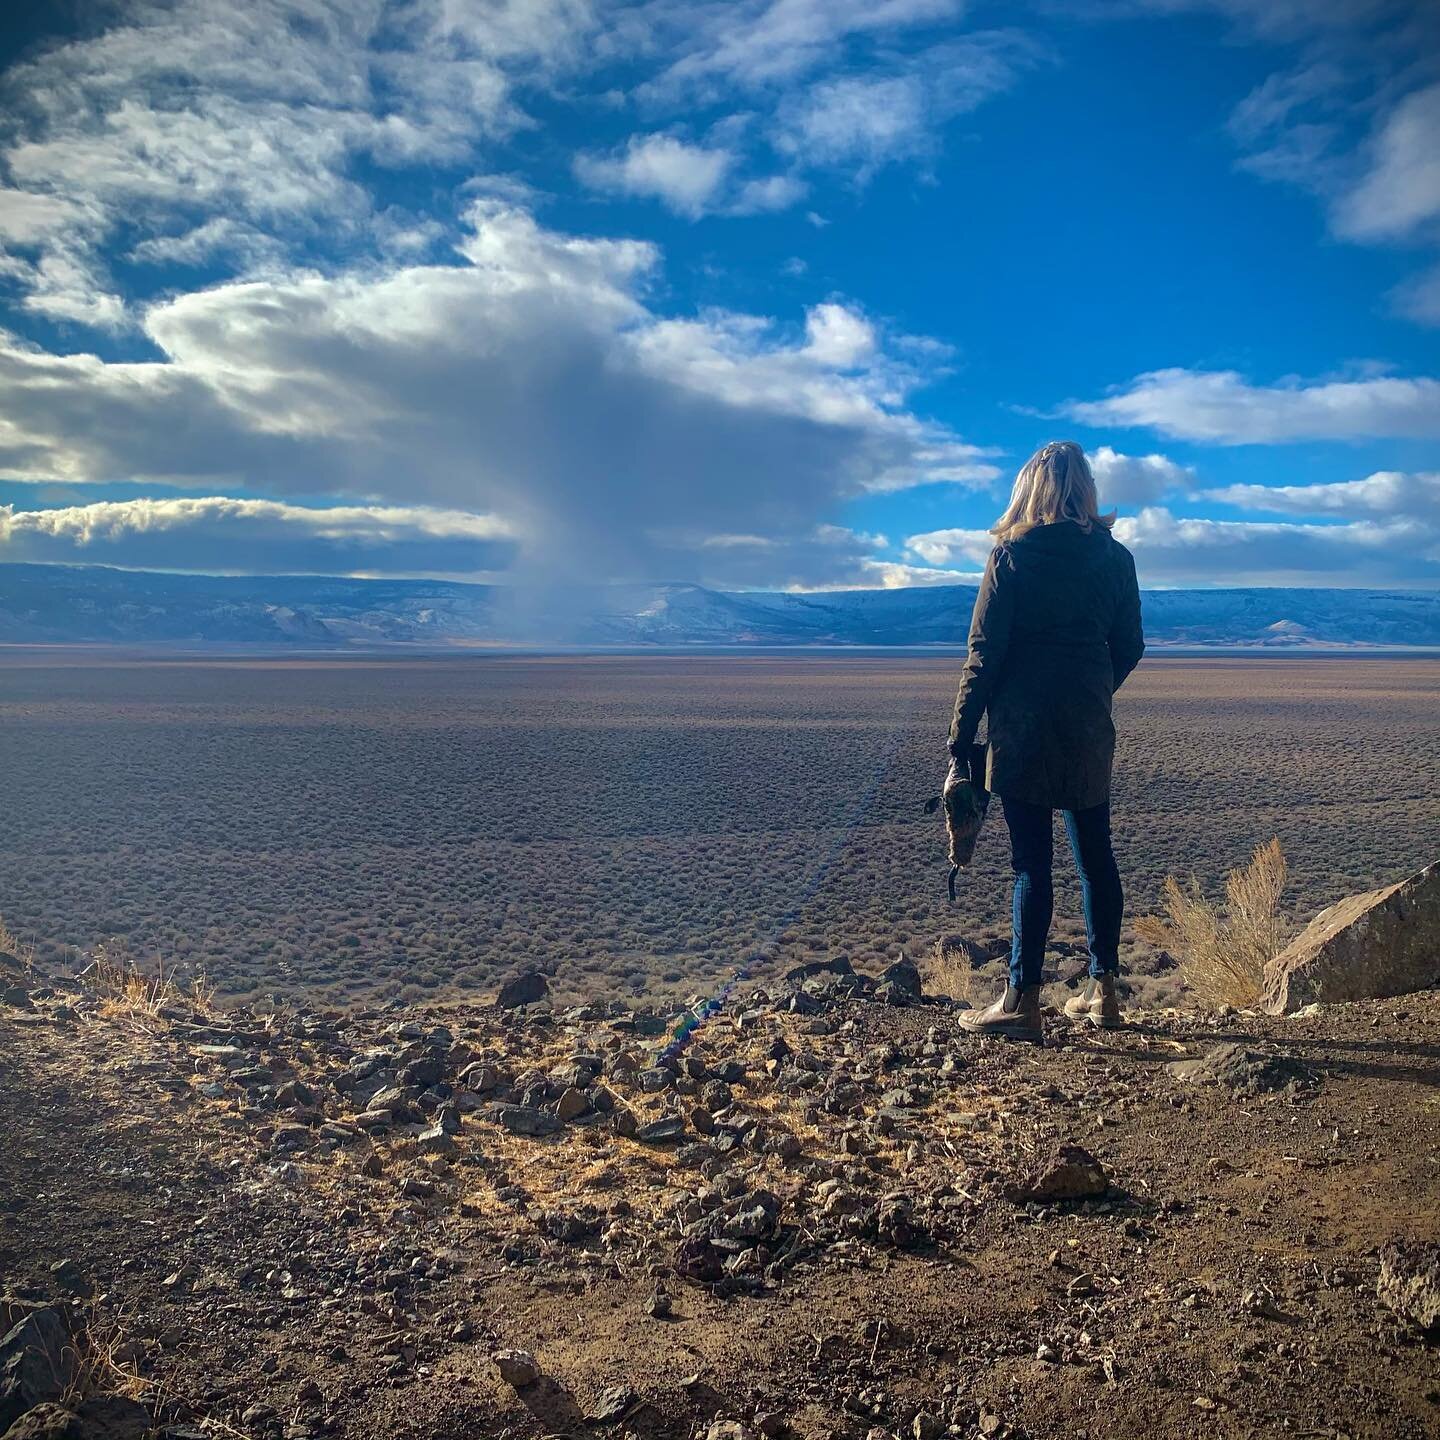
xmin=0 ymin=913 xmax=36 ymax=975
xmin=59 ymin=1305 xmax=167 ymax=1417
xmin=921 ymin=934 xmax=1008 ymax=1005
xmin=1135 ymin=837 xmax=1288 ymax=1008
xmin=84 ymin=937 xmax=217 ymax=1024
xmin=921 ymin=938 xmax=977 ymax=1004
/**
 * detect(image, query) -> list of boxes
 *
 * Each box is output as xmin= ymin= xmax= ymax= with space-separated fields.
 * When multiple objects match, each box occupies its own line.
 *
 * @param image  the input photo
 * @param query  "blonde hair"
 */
xmin=992 ymin=440 xmax=1115 ymax=544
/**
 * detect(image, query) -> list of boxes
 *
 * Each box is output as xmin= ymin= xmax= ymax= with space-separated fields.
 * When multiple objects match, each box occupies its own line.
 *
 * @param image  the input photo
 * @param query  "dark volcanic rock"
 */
xmin=673 ymin=1235 xmax=728 ymax=1285
xmin=71 ymin=1395 xmax=152 ymax=1439
xmin=1 ymin=1403 xmax=79 ymax=1440
xmin=635 ymin=1116 xmax=687 ymax=1144
xmin=879 ymin=959 xmax=923 ymax=999
xmin=496 ymin=970 xmax=549 ymax=1009
xmin=783 ymin=957 xmax=854 ymax=983
xmin=585 ymin=1384 xmax=638 ymax=1423
xmin=493 ymin=1105 xmax=562 ymax=1137
xmin=1168 ymin=1043 xmax=1314 ymax=1097
xmin=1006 ymin=1144 xmax=1109 ymax=1204
xmin=0 ymin=1307 xmax=76 ymax=1430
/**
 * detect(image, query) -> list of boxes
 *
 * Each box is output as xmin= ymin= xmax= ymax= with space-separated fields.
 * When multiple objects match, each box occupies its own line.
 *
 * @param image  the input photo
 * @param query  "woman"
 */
xmin=949 ymin=440 xmax=1144 ymax=1041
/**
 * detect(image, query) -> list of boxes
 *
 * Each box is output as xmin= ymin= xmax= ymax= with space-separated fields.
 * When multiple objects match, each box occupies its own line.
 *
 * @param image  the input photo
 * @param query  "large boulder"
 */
xmin=496 ymin=970 xmax=548 ymax=1009
xmin=1261 ymin=861 xmax=1440 ymax=1014
xmin=0 ymin=1308 xmax=77 ymax=1431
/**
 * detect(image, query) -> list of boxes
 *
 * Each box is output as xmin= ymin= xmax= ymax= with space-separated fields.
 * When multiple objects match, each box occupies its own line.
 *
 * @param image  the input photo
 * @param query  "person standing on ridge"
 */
xmin=947 ymin=440 xmax=1145 ymax=1042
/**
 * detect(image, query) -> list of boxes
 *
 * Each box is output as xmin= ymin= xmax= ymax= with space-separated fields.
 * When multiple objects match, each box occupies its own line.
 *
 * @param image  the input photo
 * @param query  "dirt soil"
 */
xmin=3 ymin=961 xmax=1439 ymax=1440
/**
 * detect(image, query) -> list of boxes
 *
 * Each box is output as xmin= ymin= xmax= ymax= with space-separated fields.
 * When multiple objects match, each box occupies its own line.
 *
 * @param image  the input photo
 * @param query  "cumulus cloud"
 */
xmin=902 ymin=527 xmax=995 ymax=568
xmin=852 ymin=560 xmax=984 ymax=589
xmin=730 ymin=174 xmax=810 ymax=214
xmin=906 ymin=482 xmax=1440 ymax=585
xmin=802 ymin=302 xmax=876 ymax=366
xmin=574 ymin=132 xmax=811 ymax=219
xmin=1113 ymin=505 xmax=1440 ymax=586
xmin=575 ymin=133 xmax=738 ymax=217
xmin=0 ymin=203 xmax=976 ymax=586
xmin=0 ymin=188 xmax=85 ymax=245
xmin=1065 ymin=367 xmax=1440 ymax=443
xmin=1088 ymin=445 xmax=1195 ymax=505
xmin=0 ymin=496 xmax=518 ymax=576
xmin=1204 ymin=470 xmax=1440 ymax=516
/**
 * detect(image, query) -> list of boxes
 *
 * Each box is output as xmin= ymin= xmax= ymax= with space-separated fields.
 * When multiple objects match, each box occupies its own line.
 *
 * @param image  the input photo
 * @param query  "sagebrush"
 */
xmin=1135 ymin=837 xmax=1288 ymax=1007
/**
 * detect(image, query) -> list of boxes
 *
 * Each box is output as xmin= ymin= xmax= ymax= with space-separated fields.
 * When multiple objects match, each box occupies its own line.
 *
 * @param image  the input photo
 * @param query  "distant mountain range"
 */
xmin=2 ymin=562 xmax=1439 ymax=649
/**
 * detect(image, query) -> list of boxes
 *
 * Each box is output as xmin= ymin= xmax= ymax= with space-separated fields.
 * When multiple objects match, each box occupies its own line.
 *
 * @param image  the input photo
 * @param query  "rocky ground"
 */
xmin=2 ymin=952 xmax=1439 ymax=1440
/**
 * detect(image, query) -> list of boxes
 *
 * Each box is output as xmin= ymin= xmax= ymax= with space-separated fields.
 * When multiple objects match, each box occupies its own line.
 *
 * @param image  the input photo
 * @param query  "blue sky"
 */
xmin=0 ymin=0 xmax=1437 ymax=589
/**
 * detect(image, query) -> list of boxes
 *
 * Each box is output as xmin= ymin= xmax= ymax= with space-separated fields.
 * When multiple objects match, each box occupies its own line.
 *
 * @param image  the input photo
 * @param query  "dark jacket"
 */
xmin=948 ymin=521 xmax=1144 ymax=811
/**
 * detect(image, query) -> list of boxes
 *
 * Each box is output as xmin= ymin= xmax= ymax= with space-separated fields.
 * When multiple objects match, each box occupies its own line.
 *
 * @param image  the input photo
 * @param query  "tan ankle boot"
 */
xmin=1063 ymin=975 xmax=1122 ymax=1029
xmin=959 ymin=983 xmax=1042 ymax=1042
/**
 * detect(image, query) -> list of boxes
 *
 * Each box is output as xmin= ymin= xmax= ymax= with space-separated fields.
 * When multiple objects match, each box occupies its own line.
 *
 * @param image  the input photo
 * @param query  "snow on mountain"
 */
xmin=2 ymin=564 xmax=1438 ymax=648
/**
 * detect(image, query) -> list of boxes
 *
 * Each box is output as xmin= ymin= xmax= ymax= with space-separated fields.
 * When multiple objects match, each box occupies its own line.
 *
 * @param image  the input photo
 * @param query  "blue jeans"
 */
xmin=1001 ymin=796 xmax=1123 ymax=989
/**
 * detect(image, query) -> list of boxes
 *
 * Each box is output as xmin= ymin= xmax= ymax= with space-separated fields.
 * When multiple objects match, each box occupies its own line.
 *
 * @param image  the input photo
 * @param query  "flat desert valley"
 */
xmin=4 ymin=651 xmax=1437 ymax=1009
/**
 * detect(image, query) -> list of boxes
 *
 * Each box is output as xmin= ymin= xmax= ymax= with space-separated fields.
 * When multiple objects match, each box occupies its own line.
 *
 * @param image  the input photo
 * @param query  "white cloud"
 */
xmin=1089 ymin=445 xmax=1195 ymax=505
xmin=0 ymin=0 xmax=1036 ymax=327
xmin=1187 ymin=2 xmax=1440 ymax=326
xmin=431 ymin=0 xmax=598 ymax=66
xmin=4 ymin=245 xmax=127 ymax=329
xmin=0 ymin=203 xmax=977 ymax=587
xmin=853 ymin=559 xmax=983 ymax=588
xmin=641 ymin=0 xmax=966 ymax=100
xmin=0 ymin=0 xmax=586 ymax=324
xmin=1392 ymin=259 xmax=1440 ymax=326
xmin=0 ymin=188 xmax=84 ymax=245
xmin=859 ymin=441 xmax=1000 ymax=493
xmin=802 ymin=302 xmax=875 ymax=366
xmin=730 ymin=174 xmax=809 ymax=214
xmin=0 ymin=495 xmax=518 ymax=575
xmin=1113 ymin=504 xmax=1440 ymax=586
xmin=575 ymin=133 xmax=807 ymax=218
xmin=1331 ymin=82 xmax=1440 ymax=243
xmin=904 ymin=486 xmax=1440 ymax=585
xmin=575 ymin=133 xmax=736 ymax=217
xmin=903 ymin=526 xmax=995 ymax=567
xmin=777 ymin=74 xmax=931 ymax=171
xmin=129 ymin=218 xmax=285 ymax=269
xmin=1204 ymin=470 xmax=1440 ymax=516
xmin=772 ymin=35 xmax=1035 ymax=177
xmin=1065 ymin=367 xmax=1440 ymax=443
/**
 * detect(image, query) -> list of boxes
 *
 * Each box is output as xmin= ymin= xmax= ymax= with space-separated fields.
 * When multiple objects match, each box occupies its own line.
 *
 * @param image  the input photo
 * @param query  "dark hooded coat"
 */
xmin=948 ymin=521 xmax=1144 ymax=812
